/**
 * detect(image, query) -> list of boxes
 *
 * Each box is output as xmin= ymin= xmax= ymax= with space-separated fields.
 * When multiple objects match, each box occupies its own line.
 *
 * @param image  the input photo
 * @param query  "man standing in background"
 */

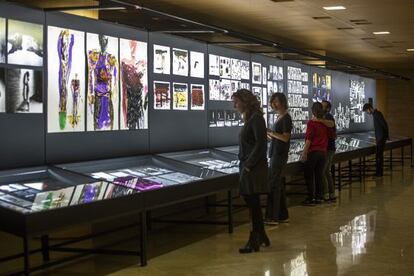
xmin=363 ymin=103 xmax=389 ymax=176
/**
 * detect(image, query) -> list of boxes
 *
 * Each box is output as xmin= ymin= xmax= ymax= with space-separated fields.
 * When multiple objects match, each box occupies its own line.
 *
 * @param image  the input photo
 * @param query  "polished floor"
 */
xmin=2 ymin=164 xmax=414 ymax=275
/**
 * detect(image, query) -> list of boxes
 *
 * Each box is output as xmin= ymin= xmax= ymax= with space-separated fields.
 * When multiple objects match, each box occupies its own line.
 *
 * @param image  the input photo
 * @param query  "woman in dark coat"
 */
xmin=232 ymin=89 xmax=269 ymax=254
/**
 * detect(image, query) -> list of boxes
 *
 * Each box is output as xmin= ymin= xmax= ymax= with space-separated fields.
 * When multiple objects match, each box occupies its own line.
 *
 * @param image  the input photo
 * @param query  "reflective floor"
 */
xmin=3 ymin=164 xmax=414 ymax=275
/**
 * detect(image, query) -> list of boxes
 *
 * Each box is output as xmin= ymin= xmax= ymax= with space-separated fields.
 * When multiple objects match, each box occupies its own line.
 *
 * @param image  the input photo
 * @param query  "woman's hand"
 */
xmin=301 ymin=152 xmax=307 ymax=161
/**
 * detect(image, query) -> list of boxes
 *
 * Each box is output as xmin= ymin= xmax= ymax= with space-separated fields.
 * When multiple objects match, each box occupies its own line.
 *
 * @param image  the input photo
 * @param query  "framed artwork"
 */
xmin=153 ymin=44 xmax=170 ymax=74
xmin=241 ymin=60 xmax=250 ymax=80
xmin=0 ymin=17 xmax=5 ymax=63
xmin=86 ymin=33 xmax=119 ymax=131
xmin=209 ymin=54 xmax=220 ymax=76
xmin=190 ymin=51 xmax=204 ymax=78
xmin=47 ymin=26 xmax=85 ymax=133
xmin=219 ymin=56 xmax=231 ymax=79
xmin=153 ymin=81 xmax=170 ymax=110
xmin=7 ymin=19 xmax=43 ymax=66
xmin=172 ymin=48 xmax=188 ymax=76
xmin=209 ymin=79 xmax=220 ymax=101
xmin=350 ymin=79 xmax=365 ymax=123
xmin=172 ymin=82 xmax=188 ymax=110
xmin=191 ymin=84 xmax=204 ymax=110
xmin=7 ymin=68 xmax=43 ymax=113
xmin=252 ymin=62 xmax=262 ymax=84
xmin=231 ymin=58 xmax=241 ymax=80
xmin=120 ymin=38 xmax=148 ymax=130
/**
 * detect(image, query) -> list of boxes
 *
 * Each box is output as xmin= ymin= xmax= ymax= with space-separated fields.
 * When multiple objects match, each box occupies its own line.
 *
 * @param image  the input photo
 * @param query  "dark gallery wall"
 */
xmin=0 ymin=2 xmax=377 ymax=170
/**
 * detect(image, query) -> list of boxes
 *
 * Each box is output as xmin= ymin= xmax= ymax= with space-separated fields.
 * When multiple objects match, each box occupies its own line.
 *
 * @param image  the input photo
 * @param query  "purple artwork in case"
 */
xmin=114 ymin=176 xmax=163 ymax=191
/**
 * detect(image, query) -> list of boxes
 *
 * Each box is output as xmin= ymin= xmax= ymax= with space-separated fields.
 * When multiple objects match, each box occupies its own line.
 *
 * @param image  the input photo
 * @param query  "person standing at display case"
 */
xmin=232 ymin=89 xmax=270 ymax=254
xmin=265 ymin=93 xmax=292 ymax=225
xmin=301 ymin=102 xmax=329 ymax=205
xmin=314 ymin=100 xmax=337 ymax=202
xmin=363 ymin=103 xmax=389 ymax=176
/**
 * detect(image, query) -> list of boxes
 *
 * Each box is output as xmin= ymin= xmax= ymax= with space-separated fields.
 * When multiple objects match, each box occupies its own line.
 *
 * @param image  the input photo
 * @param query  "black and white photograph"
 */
xmin=267 ymin=81 xmax=274 ymax=94
xmin=241 ymin=60 xmax=250 ymax=80
xmin=231 ymin=58 xmax=241 ymax=80
xmin=0 ymin=68 xmax=5 ymax=112
xmin=153 ymin=44 xmax=170 ymax=74
xmin=240 ymin=82 xmax=250 ymax=90
xmin=7 ymin=19 xmax=43 ymax=66
xmin=6 ymin=68 xmax=43 ymax=113
xmin=209 ymin=79 xmax=220 ymax=101
xmin=333 ymin=102 xmax=351 ymax=131
xmin=230 ymin=80 xmax=240 ymax=93
xmin=287 ymin=66 xmax=302 ymax=81
xmin=220 ymin=79 xmax=231 ymax=101
xmin=252 ymin=62 xmax=262 ymax=84
xmin=190 ymin=51 xmax=204 ymax=78
xmin=350 ymin=79 xmax=366 ymax=123
xmin=216 ymin=110 xmax=225 ymax=127
xmin=209 ymin=110 xmax=217 ymax=127
xmin=219 ymin=56 xmax=231 ymax=79
xmin=159 ymin=172 xmax=201 ymax=184
xmin=0 ymin=17 xmax=5 ymax=63
xmin=172 ymin=48 xmax=188 ymax=76
xmin=209 ymin=54 xmax=220 ymax=76
xmin=252 ymin=86 xmax=262 ymax=104
xmin=262 ymin=66 xmax=267 ymax=85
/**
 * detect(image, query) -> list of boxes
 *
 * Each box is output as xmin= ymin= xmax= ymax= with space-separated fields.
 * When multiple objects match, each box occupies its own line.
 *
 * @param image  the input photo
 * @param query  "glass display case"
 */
xmin=55 ymin=155 xmax=216 ymax=191
xmin=158 ymin=149 xmax=240 ymax=175
xmin=0 ymin=166 xmax=119 ymax=213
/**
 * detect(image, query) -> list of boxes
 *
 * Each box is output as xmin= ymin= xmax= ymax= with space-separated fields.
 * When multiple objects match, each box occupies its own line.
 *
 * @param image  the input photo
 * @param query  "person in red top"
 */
xmin=301 ymin=102 xmax=328 ymax=205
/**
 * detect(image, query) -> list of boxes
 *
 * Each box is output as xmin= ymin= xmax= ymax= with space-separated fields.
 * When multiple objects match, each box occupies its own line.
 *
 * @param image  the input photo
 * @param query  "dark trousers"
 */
xmin=304 ymin=151 xmax=327 ymax=200
xmin=266 ymin=156 xmax=289 ymax=221
xmin=376 ymin=140 xmax=386 ymax=176
xmin=243 ymin=194 xmax=265 ymax=234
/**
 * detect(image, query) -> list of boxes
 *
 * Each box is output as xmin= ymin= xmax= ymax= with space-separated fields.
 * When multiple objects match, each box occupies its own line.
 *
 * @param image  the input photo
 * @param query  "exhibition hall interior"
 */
xmin=0 ymin=0 xmax=414 ymax=275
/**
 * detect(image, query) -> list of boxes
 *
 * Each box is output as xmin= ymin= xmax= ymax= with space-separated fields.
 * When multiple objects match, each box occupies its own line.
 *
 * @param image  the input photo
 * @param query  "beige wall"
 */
xmin=380 ymin=72 xmax=414 ymax=139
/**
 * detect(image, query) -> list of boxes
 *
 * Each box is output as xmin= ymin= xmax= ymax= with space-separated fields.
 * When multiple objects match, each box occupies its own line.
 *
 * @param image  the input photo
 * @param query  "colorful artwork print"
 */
xmin=86 ymin=33 xmax=119 ymax=131
xmin=153 ymin=81 xmax=170 ymax=110
xmin=7 ymin=69 xmax=43 ymax=113
xmin=190 ymin=51 xmax=204 ymax=78
xmin=172 ymin=48 xmax=188 ymax=76
xmin=173 ymin=83 xmax=188 ymax=110
xmin=120 ymin=38 xmax=148 ymax=130
xmin=312 ymin=73 xmax=332 ymax=102
xmin=191 ymin=84 xmax=204 ymax=110
xmin=47 ymin=26 xmax=85 ymax=133
xmin=153 ymin=45 xmax=170 ymax=74
xmin=0 ymin=18 xmax=5 ymax=63
xmin=0 ymin=68 xmax=5 ymax=112
xmin=7 ymin=20 xmax=43 ymax=66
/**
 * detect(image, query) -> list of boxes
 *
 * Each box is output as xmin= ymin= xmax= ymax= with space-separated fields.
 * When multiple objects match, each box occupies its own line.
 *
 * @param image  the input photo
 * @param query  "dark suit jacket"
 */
xmin=373 ymin=110 xmax=389 ymax=142
xmin=238 ymin=111 xmax=269 ymax=195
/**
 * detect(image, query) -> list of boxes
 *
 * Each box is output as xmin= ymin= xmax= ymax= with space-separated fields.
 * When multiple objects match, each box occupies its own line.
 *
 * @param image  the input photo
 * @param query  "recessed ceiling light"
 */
xmin=323 ymin=6 xmax=346 ymax=10
xmin=407 ymin=49 xmax=414 ymax=52
xmin=373 ymin=31 xmax=390 ymax=35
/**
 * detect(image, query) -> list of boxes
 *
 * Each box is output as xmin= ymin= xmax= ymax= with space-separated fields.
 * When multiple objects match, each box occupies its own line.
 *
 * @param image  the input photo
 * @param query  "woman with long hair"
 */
xmin=265 ymin=93 xmax=292 ymax=225
xmin=301 ymin=102 xmax=329 ymax=205
xmin=232 ymin=89 xmax=269 ymax=254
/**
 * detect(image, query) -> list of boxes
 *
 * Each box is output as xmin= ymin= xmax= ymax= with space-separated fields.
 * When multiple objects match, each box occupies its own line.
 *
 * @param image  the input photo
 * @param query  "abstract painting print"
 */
xmin=153 ymin=81 xmax=170 ymax=110
xmin=7 ymin=69 xmax=43 ymax=113
xmin=191 ymin=84 xmax=204 ymax=110
xmin=47 ymin=26 xmax=85 ymax=133
xmin=86 ymin=33 xmax=119 ymax=131
xmin=209 ymin=54 xmax=220 ymax=76
xmin=0 ymin=68 xmax=5 ymax=112
xmin=172 ymin=48 xmax=188 ymax=76
xmin=153 ymin=45 xmax=170 ymax=74
xmin=8 ymin=19 xmax=43 ymax=66
xmin=173 ymin=83 xmax=188 ymax=110
xmin=0 ymin=18 xmax=5 ymax=63
xmin=190 ymin=51 xmax=204 ymax=78
xmin=120 ymin=38 xmax=148 ymax=130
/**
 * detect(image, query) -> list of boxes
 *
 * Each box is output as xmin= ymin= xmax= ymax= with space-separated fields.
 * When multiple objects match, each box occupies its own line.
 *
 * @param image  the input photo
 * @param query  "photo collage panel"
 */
xmin=350 ymin=80 xmax=366 ymax=123
xmin=312 ymin=72 xmax=332 ymax=103
xmin=287 ymin=66 xmax=309 ymax=134
xmin=209 ymin=109 xmax=244 ymax=128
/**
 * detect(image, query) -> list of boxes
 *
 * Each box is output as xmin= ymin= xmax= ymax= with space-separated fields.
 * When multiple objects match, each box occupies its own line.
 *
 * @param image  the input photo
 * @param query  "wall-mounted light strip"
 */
xmin=323 ymin=6 xmax=346 ymax=11
xmin=373 ymin=31 xmax=390 ymax=35
xmin=407 ymin=49 xmax=414 ymax=52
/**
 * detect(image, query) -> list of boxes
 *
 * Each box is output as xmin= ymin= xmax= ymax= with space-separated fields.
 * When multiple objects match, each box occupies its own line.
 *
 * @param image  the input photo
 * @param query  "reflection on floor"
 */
xmin=3 ymin=164 xmax=414 ymax=276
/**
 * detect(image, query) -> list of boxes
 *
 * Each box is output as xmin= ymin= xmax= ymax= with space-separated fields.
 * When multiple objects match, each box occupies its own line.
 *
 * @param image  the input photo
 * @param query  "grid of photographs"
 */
xmin=312 ymin=72 xmax=332 ymax=102
xmin=350 ymin=80 xmax=366 ymax=123
xmin=209 ymin=54 xmax=250 ymax=101
xmin=333 ymin=102 xmax=351 ymax=131
xmin=209 ymin=109 xmax=243 ymax=128
xmin=287 ymin=66 xmax=309 ymax=134
xmin=264 ymin=64 xmax=284 ymax=127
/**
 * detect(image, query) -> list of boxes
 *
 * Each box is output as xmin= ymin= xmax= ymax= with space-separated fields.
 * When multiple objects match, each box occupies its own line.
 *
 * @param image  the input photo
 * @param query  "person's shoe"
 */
xmin=278 ymin=218 xmax=290 ymax=224
xmin=302 ymin=198 xmax=316 ymax=206
xmin=258 ymin=231 xmax=271 ymax=247
xmin=239 ymin=232 xmax=260 ymax=254
xmin=264 ymin=219 xmax=279 ymax=226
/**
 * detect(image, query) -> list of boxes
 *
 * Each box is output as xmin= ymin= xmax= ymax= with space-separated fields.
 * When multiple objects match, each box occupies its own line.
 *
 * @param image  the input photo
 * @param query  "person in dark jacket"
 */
xmin=363 ymin=103 xmax=389 ymax=176
xmin=301 ymin=102 xmax=329 ymax=205
xmin=232 ymin=89 xmax=269 ymax=254
xmin=265 ymin=93 xmax=292 ymax=225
